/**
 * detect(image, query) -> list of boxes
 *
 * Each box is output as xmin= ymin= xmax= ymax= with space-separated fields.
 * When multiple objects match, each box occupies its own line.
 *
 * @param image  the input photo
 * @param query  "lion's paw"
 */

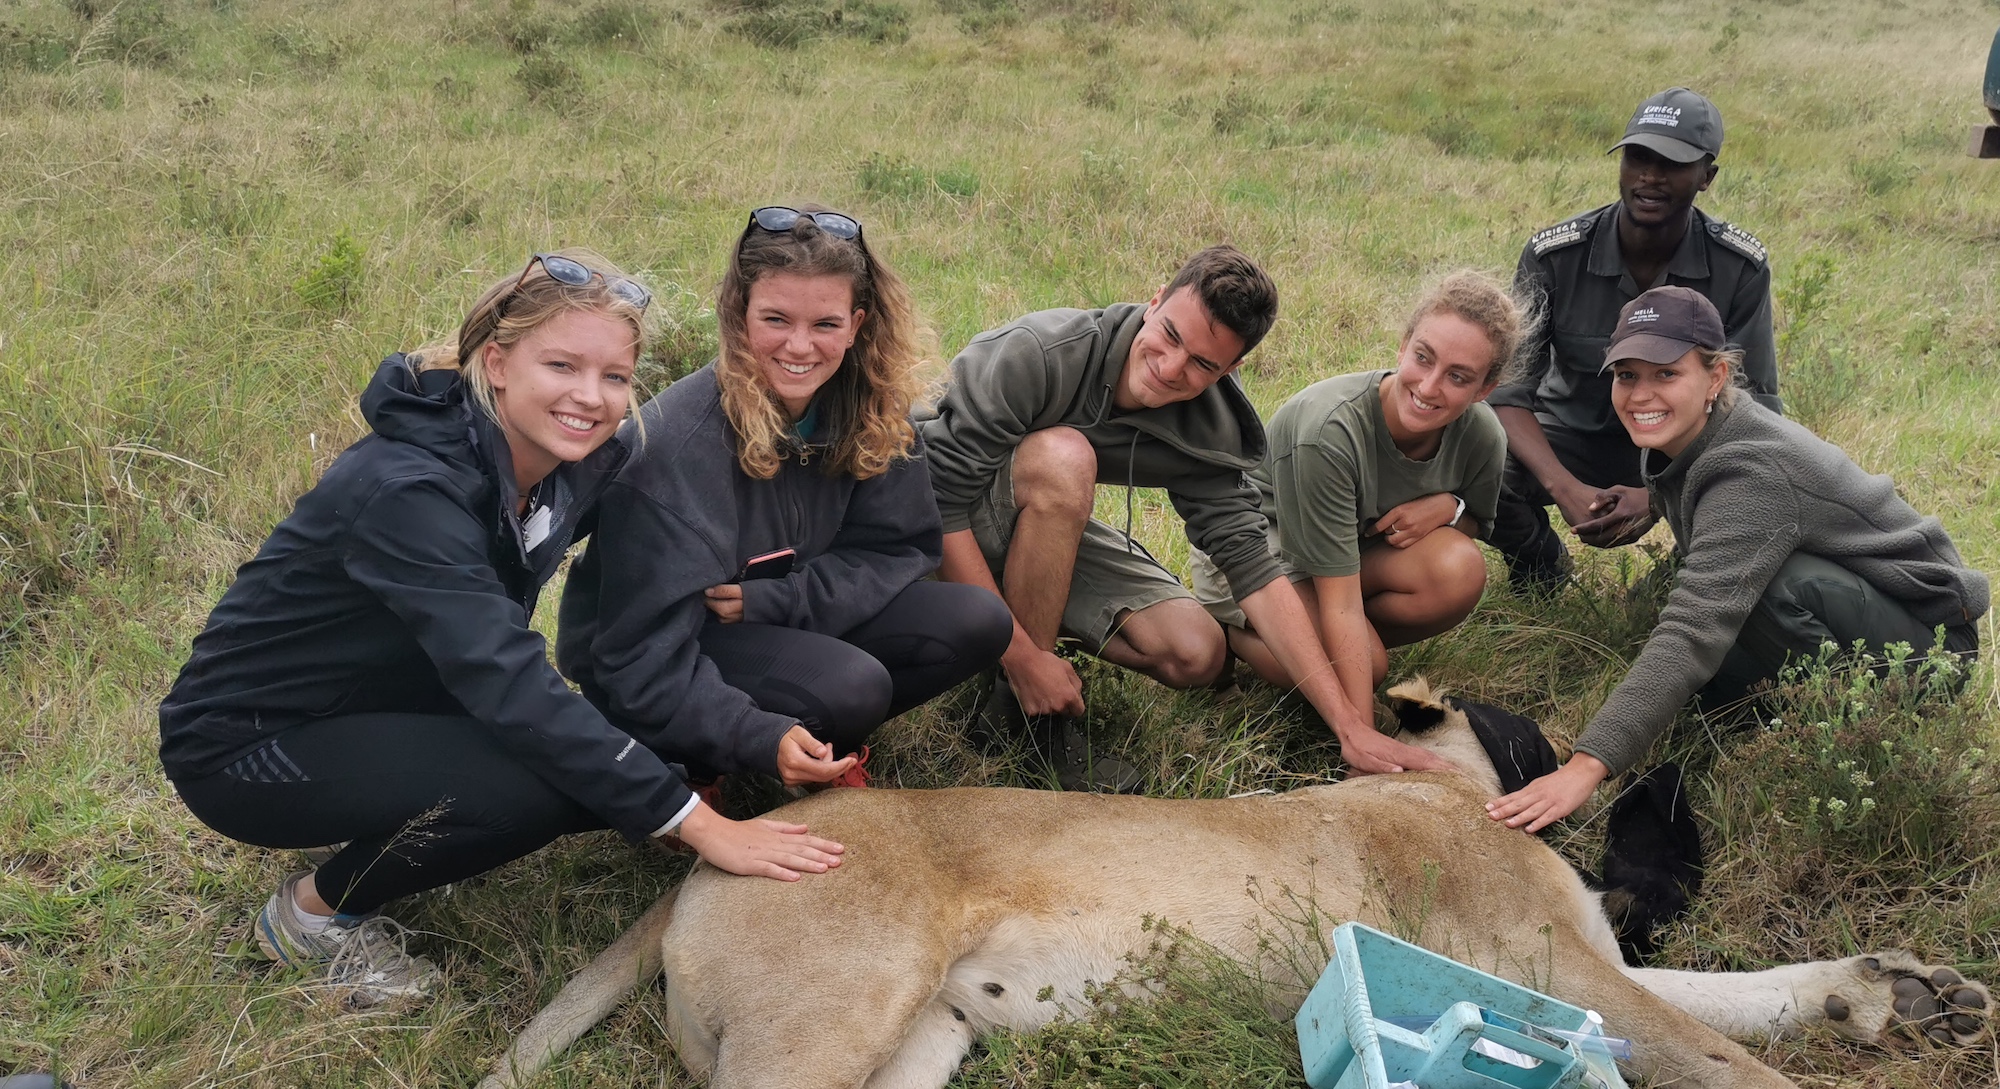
xmin=1821 ymin=952 xmax=1989 ymax=1049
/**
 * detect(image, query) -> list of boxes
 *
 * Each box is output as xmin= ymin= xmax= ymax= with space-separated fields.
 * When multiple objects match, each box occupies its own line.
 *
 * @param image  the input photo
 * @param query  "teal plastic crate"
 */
xmin=1296 ymin=923 xmax=1630 ymax=1089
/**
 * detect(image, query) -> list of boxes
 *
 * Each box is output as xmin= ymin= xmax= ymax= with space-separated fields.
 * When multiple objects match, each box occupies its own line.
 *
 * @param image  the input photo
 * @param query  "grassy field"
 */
xmin=3 ymin=0 xmax=1998 ymax=1085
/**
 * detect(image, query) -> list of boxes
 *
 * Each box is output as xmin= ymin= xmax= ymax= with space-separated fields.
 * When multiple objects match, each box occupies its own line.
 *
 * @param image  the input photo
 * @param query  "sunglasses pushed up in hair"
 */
xmin=514 ymin=253 xmax=653 ymax=310
xmin=747 ymin=206 xmax=863 ymax=241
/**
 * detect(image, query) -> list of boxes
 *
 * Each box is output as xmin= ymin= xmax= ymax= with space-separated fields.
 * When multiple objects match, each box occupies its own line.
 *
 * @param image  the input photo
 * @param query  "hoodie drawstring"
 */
xmin=1123 ymin=429 xmax=1139 ymax=554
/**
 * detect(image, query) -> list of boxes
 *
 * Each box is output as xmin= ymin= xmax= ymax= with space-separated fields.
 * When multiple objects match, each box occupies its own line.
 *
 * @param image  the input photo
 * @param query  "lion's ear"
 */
xmin=1385 ymin=676 xmax=1452 ymax=734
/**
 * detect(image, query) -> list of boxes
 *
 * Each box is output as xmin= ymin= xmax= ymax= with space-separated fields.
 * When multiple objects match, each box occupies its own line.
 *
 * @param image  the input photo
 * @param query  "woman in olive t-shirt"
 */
xmin=1193 ymin=271 xmax=1526 ymax=712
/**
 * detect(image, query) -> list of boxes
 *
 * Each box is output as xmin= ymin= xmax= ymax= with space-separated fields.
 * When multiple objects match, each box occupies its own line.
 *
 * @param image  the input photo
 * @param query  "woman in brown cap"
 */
xmin=1486 ymin=285 xmax=1987 ymax=832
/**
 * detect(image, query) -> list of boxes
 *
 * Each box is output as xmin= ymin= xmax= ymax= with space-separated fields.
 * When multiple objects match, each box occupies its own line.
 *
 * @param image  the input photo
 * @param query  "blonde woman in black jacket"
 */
xmin=160 ymin=252 xmax=842 ymax=1007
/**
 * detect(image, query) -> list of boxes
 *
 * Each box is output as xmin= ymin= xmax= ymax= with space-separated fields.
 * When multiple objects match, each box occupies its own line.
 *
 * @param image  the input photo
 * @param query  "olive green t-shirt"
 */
xmin=1253 ymin=370 xmax=1507 ymax=578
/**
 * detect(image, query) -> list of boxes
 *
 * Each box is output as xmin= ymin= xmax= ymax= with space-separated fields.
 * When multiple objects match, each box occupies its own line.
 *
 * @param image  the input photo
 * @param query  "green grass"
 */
xmin=2 ymin=0 xmax=1998 ymax=1085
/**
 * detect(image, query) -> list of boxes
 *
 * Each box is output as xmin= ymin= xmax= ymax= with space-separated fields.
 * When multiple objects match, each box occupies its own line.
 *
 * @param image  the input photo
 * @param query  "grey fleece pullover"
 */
xmin=557 ymin=365 xmax=944 ymax=779
xmin=918 ymin=303 xmax=1287 ymax=600
xmin=1576 ymin=400 xmax=1989 ymax=775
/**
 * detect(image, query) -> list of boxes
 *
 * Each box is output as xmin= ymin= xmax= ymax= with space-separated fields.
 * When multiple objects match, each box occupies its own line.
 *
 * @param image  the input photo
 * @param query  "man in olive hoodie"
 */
xmin=922 ymin=245 xmax=1451 ymax=791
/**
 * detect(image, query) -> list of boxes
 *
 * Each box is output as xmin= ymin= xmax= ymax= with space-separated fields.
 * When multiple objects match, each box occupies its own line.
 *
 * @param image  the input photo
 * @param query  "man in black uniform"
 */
xmin=1489 ymin=87 xmax=1780 ymax=591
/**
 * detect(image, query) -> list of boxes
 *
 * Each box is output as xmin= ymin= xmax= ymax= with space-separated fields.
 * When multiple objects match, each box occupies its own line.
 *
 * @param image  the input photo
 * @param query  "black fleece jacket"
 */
xmin=556 ymin=364 xmax=943 ymax=778
xmin=158 ymin=357 xmax=692 ymax=842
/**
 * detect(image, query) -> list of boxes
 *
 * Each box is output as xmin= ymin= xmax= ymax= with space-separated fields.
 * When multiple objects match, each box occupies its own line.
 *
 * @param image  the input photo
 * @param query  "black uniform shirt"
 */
xmin=1493 ymin=202 xmax=1779 ymax=435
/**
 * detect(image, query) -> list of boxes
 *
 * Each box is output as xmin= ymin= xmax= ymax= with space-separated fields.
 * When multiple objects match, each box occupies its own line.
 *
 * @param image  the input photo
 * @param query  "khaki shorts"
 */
xmin=969 ymin=452 xmax=1196 ymax=649
xmin=1188 ymin=545 xmax=1302 ymax=630
xmin=1189 ymin=519 xmax=1395 ymax=630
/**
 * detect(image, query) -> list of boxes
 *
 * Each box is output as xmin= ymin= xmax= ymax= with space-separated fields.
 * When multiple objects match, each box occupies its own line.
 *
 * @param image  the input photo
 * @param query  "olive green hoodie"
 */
xmin=919 ymin=303 xmax=1286 ymax=600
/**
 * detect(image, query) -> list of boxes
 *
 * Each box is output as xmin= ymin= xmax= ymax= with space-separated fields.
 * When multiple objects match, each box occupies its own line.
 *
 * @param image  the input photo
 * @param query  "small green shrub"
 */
xmin=567 ymin=0 xmax=659 ymax=46
xmin=939 ymin=0 xmax=1018 ymax=34
xmin=1718 ymin=642 xmax=1996 ymax=876
xmin=173 ymin=172 xmax=286 ymax=238
xmin=93 ymin=0 xmax=191 ymax=67
xmin=1211 ymin=82 xmax=1267 ymax=136
xmin=262 ymin=20 xmax=343 ymax=75
xmin=514 ymin=51 xmax=587 ymax=112
xmin=1850 ymin=153 xmax=1916 ymax=197
xmin=0 ymin=20 xmax=74 ymax=72
xmin=857 ymin=153 xmax=978 ymax=199
xmin=294 ymin=229 xmax=366 ymax=314
xmin=722 ymin=0 xmax=910 ymax=48
xmin=640 ymin=285 xmax=720 ymax=390
xmin=1774 ymin=253 xmax=1862 ymax=425
xmin=495 ymin=0 xmax=564 ymax=54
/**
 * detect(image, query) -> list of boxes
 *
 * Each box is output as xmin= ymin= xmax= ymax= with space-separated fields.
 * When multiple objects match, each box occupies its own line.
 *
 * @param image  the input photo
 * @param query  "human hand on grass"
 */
xmin=675 ymin=801 xmax=844 ymax=881
xmin=1486 ymin=753 xmax=1609 ymax=833
xmin=1004 ymin=644 xmax=1086 ymax=718
xmin=776 ymin=725 xmax=856 ymax=787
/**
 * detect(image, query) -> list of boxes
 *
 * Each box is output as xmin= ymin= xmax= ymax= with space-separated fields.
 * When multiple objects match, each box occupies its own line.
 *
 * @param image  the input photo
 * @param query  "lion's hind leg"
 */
xmin=1626 ymin=950 xmax=1991 ymax=1051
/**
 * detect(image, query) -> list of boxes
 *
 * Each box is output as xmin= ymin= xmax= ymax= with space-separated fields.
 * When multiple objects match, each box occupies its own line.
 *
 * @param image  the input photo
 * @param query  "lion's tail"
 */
xmin=477 ymin=887 xmax=680 ymax=1089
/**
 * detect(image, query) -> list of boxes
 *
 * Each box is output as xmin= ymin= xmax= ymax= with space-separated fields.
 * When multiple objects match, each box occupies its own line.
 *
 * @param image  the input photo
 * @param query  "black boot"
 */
xmin=1036 ymin=714 xmax=1143 ymax=794
xmin=976 ymin=676 xmax=1142 ymax=793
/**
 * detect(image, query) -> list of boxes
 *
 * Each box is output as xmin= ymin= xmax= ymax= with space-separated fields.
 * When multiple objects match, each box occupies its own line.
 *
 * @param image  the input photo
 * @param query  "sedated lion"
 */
xmin=479 ymin=680 xmax=1990 ymax=1089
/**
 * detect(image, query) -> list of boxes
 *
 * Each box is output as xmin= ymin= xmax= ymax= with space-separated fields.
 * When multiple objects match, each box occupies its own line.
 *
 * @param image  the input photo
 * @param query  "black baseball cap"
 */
xmin=1603 ymin=286 xmax=1726 ymax=370
xmin=1609 ymin=87 xmax=1724 ymax=164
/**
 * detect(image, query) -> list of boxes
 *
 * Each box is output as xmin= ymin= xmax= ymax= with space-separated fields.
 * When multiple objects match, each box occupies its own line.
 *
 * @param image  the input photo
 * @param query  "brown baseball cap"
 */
xmin=1609 ymin=87 xmax=1724 ymax=164
xmin=1602 ymin=286 xmax=1726 ymax=371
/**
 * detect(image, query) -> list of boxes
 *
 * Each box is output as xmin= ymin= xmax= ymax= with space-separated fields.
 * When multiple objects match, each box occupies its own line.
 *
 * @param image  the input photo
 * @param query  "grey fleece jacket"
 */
xmin=1576 ymin=400 xmax=1990 ymax=775
xmin=918 ymin=303 xmax=1286 ymax=600
xmin=557 ymin=365 xmax=943 ymax=779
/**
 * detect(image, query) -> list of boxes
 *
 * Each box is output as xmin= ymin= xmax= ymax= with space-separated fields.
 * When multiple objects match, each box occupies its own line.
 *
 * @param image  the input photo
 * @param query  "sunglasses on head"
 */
xmin=747 ymin=206 xmax=863 ymax=241
xmin=514 ymin=252 xmax=653 ymax=311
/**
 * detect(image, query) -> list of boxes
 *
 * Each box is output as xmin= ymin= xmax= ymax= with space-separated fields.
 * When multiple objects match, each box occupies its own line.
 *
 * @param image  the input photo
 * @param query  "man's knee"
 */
xmin=1012 ymin=428 xmax=1098 ymax=519
xmin=1119 ymin=601 xmax=1227 ymax=688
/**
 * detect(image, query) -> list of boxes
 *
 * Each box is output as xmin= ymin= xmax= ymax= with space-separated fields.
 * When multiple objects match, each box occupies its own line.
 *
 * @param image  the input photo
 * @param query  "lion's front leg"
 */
xmin=1625 ymin=951 xmax=1992 ymax=1050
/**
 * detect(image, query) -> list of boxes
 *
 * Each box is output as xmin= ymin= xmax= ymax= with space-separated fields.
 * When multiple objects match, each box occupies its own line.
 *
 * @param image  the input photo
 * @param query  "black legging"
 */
xmin=172 ymin=712 xmax=604 ymax=914
xmin=693 ymin=579 xmax=1012 ymax=761
xmin=170 ymin=580 xmax=1009 ymax=914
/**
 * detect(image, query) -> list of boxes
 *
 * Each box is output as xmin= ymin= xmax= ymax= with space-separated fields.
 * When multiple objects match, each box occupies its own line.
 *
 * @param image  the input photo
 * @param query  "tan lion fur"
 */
xmin=480 ymin=679 xmax=1988 ymax=1089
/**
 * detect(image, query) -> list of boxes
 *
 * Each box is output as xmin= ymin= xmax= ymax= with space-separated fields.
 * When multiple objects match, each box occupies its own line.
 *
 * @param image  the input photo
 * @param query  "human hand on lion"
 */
xmin=674 ymin=801 xmax=845 ymax=881
xmin=1486 ymin=753 xmax=1609 ymax=833
xmin=1339 ymin=727 xmax=1456 ymax=776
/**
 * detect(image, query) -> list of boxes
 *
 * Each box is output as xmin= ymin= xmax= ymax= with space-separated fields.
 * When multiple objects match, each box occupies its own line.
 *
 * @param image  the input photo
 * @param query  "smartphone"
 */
xmin=736 ymin=548 xmax=797 ymax=582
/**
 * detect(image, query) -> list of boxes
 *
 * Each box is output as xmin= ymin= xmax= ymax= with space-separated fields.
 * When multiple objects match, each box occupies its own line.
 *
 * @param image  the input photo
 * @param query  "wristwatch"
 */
xmin=1446 ymin=493 xmax=1467 ymax=528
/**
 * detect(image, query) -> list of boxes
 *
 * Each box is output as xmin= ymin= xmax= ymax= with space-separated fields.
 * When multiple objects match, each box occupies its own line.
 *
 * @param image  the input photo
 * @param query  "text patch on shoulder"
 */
xmin=1707 ymin=220 xmax=1768 ymax=264
xmin=1529 ymin=217 xmax=1590 ymax=258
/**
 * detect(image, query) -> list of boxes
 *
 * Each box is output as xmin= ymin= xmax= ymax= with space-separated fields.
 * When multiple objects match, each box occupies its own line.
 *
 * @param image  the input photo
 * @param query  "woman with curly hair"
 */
xmin=559 ymin=207 xmax=1010 ymax=791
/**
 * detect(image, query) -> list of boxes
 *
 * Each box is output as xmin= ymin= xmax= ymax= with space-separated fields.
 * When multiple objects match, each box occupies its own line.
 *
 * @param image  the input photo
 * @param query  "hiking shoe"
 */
xmin=968 ymin=674 xmax=1028 ymax=754
xmin=1037 ymin=716 xmax=1143 ymax=795
xmin=298 ymin=842 xmax=348 ymax=867
xmin=254 ymin=871 xmax=438 ymax=1008
xmin=1506 ymin=531 xmax=1572 ymax=597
